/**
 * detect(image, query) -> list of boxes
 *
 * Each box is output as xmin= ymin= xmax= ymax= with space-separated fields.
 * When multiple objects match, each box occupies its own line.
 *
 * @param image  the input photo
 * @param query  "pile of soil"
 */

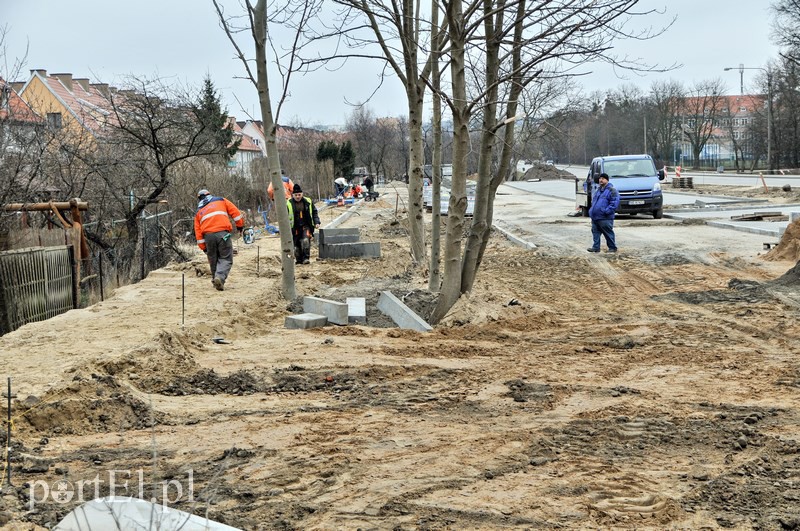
xmin=511 ymin=162 xmax=574 ymax=181
xmin=766 ymin=218 xmax=800 ymax=262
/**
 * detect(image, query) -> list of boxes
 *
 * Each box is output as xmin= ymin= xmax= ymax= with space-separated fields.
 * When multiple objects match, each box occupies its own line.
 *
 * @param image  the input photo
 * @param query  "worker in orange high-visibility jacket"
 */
xmin=194 ymin=189 xmax=245 ymax=291
xmin=267 ymin=173 xmax=294 ymax=201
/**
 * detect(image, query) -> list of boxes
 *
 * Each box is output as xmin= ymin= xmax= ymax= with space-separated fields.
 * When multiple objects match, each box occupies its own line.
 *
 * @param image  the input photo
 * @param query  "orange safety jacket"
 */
xmin=194 ymin=197 xmax=244 ymax=251
xmin=267 ymin=177 xmax=294 ymax=201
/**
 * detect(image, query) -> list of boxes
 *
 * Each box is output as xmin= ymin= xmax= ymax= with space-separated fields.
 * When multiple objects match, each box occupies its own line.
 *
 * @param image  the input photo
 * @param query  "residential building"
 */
xmin=676 ymin=94 xmax=764 ymax=167
xmin=0 ymin=77 xmax=42 ymax=153
xmin=228 ymin=118 xmax=263 ymax=179
xmin=16 ymin=69 xmax=114 ymax=143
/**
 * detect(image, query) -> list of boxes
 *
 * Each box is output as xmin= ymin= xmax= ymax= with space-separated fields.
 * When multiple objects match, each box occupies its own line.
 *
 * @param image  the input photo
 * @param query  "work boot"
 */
xmin=587 ymin=248 xmax=600 ymax=253
xmin=302 ymin=258 xmax=310 ymax=264
xmin=213 ymin=277 xmax=224 ymax=291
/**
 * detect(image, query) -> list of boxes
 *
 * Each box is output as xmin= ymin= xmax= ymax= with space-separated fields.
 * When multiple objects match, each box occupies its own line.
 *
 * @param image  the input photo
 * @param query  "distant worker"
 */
xmin=363 ymin=175 xmax=374 ymax=194
xmin=194 ymin=189 xmax=245 ymax=291
xmin=268 ymin=172 xmax=294 ymax=201
xmin=334 ymin=176 xmax=348 ymax=197
xmin=287 ymin=184 xmax=320 ymax=264
xmin=587 ymin=173 xmax=620 ymax=253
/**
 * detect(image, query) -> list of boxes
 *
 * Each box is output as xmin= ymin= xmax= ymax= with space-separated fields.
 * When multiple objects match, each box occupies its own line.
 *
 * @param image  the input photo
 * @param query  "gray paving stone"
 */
xmin=285 ymin=313 xmax=328 ymax=329
xmin=303 ymin=296 xmax=349 ymax=326
xmin=346 ymin=297 xmax=367 ymax=324
xmin=377 ymin=291 xmax=432 ymax=332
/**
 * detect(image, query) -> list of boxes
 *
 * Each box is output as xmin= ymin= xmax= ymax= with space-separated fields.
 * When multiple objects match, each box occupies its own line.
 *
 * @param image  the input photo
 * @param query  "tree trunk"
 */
xmin=254 ymin=0 xmax=296 ymax=299
xmin=461 ymin=0 xmax=501 ymax=293
xmin=407 ymin=84 xmax=426 ymax=265
xmin=461 ymin=0 xmax=523 ymax=294
xmin=430 ymin=0 xmax=467 ymax=324
xmin=428 ymin=1 xmax=442 ymax=292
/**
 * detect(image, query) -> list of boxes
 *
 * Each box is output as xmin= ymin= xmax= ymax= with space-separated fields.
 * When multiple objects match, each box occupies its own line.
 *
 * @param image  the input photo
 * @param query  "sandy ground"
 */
xmin=2 ymin=183 xmax=800 ymax=530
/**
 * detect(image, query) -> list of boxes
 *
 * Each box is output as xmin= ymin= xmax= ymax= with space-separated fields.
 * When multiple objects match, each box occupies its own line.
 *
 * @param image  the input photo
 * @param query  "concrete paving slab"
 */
xmin=303 ymin=296 xmax=349 ymax=325
xmin=664 ymin=203 xmax=800 ymax=237
xmin=377 ymin=291 xmax=432 ymax=332
xmin=285 ymin=313 xmax=328 ymax=329
xmin=346 ymin=297 xmax=367 ymax=324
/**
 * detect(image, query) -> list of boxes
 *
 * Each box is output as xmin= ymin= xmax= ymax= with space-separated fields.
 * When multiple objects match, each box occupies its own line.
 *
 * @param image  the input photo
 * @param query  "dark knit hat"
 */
xmin=292 ymin=184 xmax=302 ymax=193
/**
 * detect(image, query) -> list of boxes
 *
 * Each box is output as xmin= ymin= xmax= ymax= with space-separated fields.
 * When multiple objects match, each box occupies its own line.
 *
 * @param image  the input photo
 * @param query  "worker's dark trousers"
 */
xmin=292 ymin=227 xmax=312 ymax=264
xmin=205 ymin=231 xmax=234 ymax=282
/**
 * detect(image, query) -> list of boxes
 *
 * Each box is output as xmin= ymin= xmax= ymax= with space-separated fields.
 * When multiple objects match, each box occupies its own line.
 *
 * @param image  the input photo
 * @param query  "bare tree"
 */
xmin=681 ymin=79 xmax=726 ymax=170
xmin=645 ymin=80 xmax=684 ymax=167
xmin=92 ymin=76 xmax=237 ymax=279
xmin=327 ymin=0 xmax=443 ymax=265
xmin=428 ymin=0 xmax=444 ymax=291
xmin=772 ymin=0 xmax=800 ymax=65
xmin=213 ymin=0 xmax=322 ymax=299
xmin=719 ymin=96 xmax=749 ymax=173
xmin=430 ymin=0 xmax=671 ymax=323
xmin=346 ymin=105 xmax=380 ymax=174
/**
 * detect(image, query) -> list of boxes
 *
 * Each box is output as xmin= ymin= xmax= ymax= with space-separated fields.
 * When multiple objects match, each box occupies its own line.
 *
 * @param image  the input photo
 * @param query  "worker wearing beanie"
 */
xmin=194 ymin=189 xmax=245 ymax=291
xmin=286 ymin=183 xmax=320 ymax=264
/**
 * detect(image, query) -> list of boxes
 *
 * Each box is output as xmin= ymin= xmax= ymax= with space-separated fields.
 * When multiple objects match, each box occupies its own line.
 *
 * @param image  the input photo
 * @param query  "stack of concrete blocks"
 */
xmin=318 ymin=228 xmax=381 ymax=260
xmin=285 ymin=296 xmax=367 ymax=329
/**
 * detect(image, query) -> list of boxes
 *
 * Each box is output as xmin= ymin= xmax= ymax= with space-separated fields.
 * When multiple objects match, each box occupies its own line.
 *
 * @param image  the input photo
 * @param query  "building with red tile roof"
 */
xmin=0 ymin=77 xmax=41 ymax=124
xmin=16 ymin=70 xmax=115 ymax=141
xmin=676 ymin=94 xmax=765 ymax=166
xmin=229 ymin=118 xmax=263 ymax=179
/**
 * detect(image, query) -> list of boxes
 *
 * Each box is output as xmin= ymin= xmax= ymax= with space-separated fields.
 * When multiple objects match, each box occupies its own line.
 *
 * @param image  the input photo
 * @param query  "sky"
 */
xmin=1 ymin=0 xmax=781 ymax=127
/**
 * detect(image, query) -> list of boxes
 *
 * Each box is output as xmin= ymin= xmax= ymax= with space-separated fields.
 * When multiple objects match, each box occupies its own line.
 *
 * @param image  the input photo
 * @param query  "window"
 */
xmin=739 ymin=106 xmax=747 ymax=112
xmin=47 ymin=112 xmax=62 ymax=129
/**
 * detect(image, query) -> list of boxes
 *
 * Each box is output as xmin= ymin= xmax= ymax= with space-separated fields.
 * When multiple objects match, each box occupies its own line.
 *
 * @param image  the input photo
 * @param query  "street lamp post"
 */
xmin=724 ymin=65 xmax=773 ymax=173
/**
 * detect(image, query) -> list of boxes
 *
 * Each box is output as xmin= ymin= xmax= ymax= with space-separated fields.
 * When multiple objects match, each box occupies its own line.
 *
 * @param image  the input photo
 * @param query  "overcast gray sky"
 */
xmin=2 ymin=0 xmax=780 ymax=127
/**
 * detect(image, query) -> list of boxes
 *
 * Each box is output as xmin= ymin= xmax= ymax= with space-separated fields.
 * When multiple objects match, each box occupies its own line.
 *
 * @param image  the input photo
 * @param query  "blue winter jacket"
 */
xmin=589 ymin=183 xmax=620 ymax=221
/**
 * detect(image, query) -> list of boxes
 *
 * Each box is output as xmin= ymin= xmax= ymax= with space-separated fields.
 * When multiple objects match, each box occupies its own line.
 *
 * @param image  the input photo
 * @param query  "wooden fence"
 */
xmin=0 ymin=246 xmax=75 ymax=335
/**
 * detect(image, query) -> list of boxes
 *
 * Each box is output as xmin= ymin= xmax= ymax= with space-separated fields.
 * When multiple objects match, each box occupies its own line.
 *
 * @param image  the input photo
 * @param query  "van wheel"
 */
xmin=653 ymin=208 xmax=663 ymax=219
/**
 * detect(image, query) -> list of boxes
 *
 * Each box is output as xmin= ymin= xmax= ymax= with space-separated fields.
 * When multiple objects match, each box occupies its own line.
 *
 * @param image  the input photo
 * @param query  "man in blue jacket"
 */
xmin=587 ymin=173 xmax=620 ymax=253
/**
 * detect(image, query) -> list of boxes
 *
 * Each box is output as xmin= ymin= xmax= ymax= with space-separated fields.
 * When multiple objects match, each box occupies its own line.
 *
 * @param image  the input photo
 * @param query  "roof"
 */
xmin=595 ymin=154 xmax=651 ymax=162
xmin=21 ymin=71 xmax=115 ymax=135
xmin=231 ymin=120 xmax=261 ymax=152
xmin=0 ymin=77 xmax=40 ymax=123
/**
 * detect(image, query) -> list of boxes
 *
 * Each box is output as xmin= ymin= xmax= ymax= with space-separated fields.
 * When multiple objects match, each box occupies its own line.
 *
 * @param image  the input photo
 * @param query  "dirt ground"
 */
xmin=2 ymin=184 xmax=800 ymax=530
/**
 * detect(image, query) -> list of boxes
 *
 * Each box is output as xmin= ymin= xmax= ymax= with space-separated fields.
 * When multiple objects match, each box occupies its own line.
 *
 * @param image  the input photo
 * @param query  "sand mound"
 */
xmin=765 ymin=218 xmax=800 ymax=262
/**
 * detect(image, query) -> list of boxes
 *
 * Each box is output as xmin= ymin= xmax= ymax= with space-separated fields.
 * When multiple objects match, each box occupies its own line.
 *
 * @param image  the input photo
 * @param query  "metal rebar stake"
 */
xmin=6 ymin=377 xmax=11 ymax=486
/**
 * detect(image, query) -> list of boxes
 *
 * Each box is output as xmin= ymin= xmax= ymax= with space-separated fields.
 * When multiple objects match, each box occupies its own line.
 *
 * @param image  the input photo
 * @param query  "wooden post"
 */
xmin=759 ymin=173 xmax=769 ymax=194
xmin=68 ymin=246 xmax=79 ymax=309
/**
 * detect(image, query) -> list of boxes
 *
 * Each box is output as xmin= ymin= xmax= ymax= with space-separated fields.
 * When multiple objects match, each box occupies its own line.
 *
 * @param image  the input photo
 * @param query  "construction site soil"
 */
xmin=2 ymin=183 xmax=800 ymax=530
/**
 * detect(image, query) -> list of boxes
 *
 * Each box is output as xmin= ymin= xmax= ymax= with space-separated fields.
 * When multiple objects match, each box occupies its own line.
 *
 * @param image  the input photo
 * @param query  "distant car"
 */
xmin=545 ymin=160 xmax=554 ymax=165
